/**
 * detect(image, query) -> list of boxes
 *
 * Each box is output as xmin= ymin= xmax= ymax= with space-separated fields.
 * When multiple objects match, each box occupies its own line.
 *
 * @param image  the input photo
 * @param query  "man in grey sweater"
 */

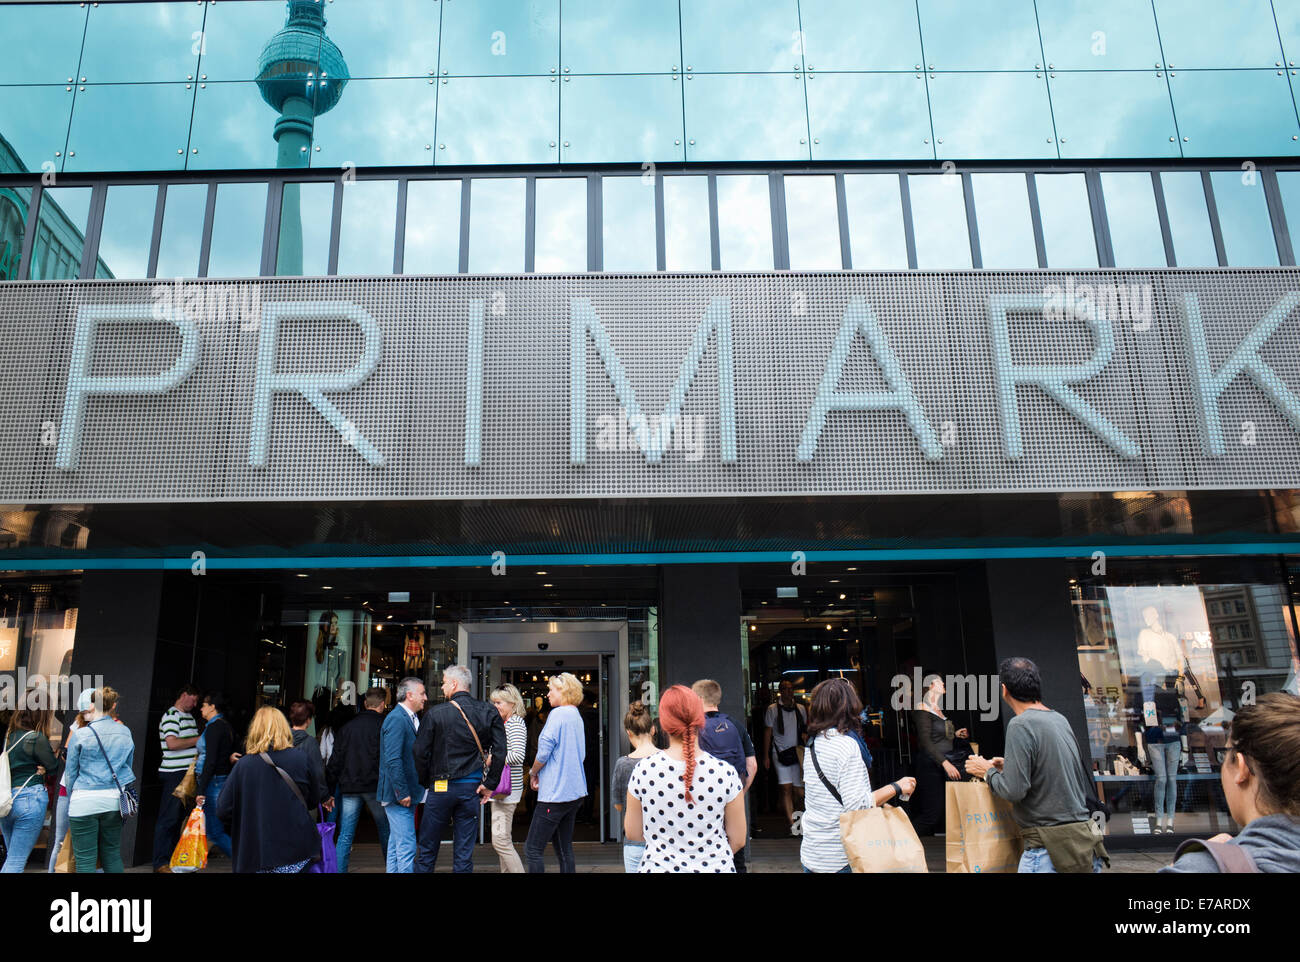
xmin=966 ymin=657 xmax=1109 ymax=873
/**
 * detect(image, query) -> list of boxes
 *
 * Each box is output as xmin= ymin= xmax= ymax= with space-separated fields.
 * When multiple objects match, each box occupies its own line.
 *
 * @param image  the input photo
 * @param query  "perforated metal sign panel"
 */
xmin=2 ymin=269 xmax=1299 ymax=503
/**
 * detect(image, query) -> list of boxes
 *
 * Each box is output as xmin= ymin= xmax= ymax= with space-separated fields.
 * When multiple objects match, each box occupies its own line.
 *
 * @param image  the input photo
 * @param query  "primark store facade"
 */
xmin=2 ymin=0 xmax=1300 ymax=861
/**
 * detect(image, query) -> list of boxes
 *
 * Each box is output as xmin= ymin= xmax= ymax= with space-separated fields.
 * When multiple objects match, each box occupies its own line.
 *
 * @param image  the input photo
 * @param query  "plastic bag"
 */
xmin=170 ymin=802 xmax=208 ymax=873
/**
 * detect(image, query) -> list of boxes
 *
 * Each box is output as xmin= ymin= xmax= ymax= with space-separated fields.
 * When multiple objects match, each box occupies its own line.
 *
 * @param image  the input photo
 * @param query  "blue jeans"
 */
xmin=47 ymin=792 xmax=70 ymax=872
xmin=1149 ymin=740 xmax=1182 ymax=820
xmin=1019 ymin=848 xmax=1104 ymax=873
xmin=623 ymin=842 xmax=645 ymax=873
xmin=416 ymin=780 xmax=481 ymax=874
xmin=384 ymin=802 xmax=416 ymax=873
xmin=203 ymin=776 xmax=233 ymax=858
xmin=336 ymin=792 xmax=389 ymax=873
xmin=1 ymin=785 xmax=49 ymax=873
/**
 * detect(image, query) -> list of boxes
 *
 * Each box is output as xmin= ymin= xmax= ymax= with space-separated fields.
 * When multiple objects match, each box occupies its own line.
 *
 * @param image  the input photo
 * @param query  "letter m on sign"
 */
xmin=569 ymin=297 xmax=736 ymax=465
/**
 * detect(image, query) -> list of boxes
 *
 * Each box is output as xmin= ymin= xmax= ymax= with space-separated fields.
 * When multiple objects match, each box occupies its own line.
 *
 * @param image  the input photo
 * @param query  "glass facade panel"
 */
xmin=310 ymin=79 xmax=436 ymax=169
xmin=80 ymin=1 xmax=204 ymax=84
xmin=797 ymin=0 xmax=923 ymax=70
xmin=928 ymin=73 xmax=1055 ymax=160
xmin=1161 ymin=171 xmax=1218 ymax=267
xmin=684 ymin=74 xmax=810 ymax=162
xmin=970 ymin=173 xmax=1036 ymax=269
xmin=1050 ymin=71 xmax=1180 ymax=159
xmin=1152 ymin=0 xmax=1284 ymax=68
xmin=560 ymin=75 xmax=684 ymax=164
xmin=1168 ymin=70 xmax=1300 ymax=158
xmin=908 ymin=174 xmax=971 ymax=269
xmin=663 ymin=175 xmax=711 ymax=271
xmin=680 ymin=0 xmax=801 ymax=72
xmin=96 ymin=184 xmax=158 ymax=280
xmin=1100 ymin=172 xmax=1168 ymax=268
xmin=467 ymin=177 xmax=525 ymax=273
xmin=275 ymin=181 xmax=333 ymax=276
xmin=807 ymin=73 xmax=932 ymax=161
xmin=155 ymin=184 xmax=209 ymax=279
xmin=0 ymin=187 xmax=30 ymax=282
xmin=0 ymin=85 xmax=75 ymax=174
xmin=438 ymin=0 xmax=559 ymax=77
xmin=337 ymin=180 xmax=398 ymax=276
xmin=844 ymin=174 xmax=908 ymax=270
xmin=65 ymin=83 xmax=193 ymax=173
xmin=207 ymin=181 xmax=267 ymax=279
xmin=784 ymin=175 xmax=841 ymax=270
xmin=0 ymin=3 xmax=86 ymax=85
xmin=435 ymin=77 xmax=557 ymax=166
xmin=561 ymin=0 xmax=681 ymax=73
xmin=1035 ymin=0 xmax=1163 ymax=71
xmin=534 ymin=177 xmax=587 ymax=273
xmin=602 ymin=175 xmax=657 ymax=272
xmin=190 ymin=82 xmax=284 ymax=171
xmin=1035 ymin=172 xmax=1098 ymax=268
xmin=1277 ymin=170 xmax=1300 ymax=247
xmin=716 ymin=175 xmax=773 ymax=270
xmin=1208 ymin=170 xmax=1280 ymax=266
xmin=916 ymin=0 xmax=1043 ymax=70
xmin=28 ymin=186 xmax=91 ymax=280
xmin=1276 ymin=0 xmax=1300 ymax=66
xmin=197 ymin=0 xmax=312 ymax=82
xmin=308 ymin=0 xmax=439 ymax=79
xmin=403 ymin=178 xmax=461 ymax=275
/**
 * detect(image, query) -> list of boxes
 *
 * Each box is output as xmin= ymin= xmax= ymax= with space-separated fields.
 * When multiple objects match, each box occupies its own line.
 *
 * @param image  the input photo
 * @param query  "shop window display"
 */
xmin=1072 ymin=575 xmax=1300 ymax=838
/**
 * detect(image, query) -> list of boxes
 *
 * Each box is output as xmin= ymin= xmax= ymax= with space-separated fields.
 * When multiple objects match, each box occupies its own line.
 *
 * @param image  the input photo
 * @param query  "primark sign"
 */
xmin=1 ymin=270 xmax=1298 ymax=502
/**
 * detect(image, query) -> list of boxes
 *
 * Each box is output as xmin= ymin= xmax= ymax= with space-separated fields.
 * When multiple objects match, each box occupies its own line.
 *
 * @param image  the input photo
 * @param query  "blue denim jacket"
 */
xmin=65 ymin=717 xmax=136 ymax=794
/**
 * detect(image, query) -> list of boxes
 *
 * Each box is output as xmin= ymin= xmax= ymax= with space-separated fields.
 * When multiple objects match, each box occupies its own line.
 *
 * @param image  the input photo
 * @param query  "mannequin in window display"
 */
xmin=1137 ymin=605 xmax=1182 ymax=674
xmin=1135 ymin=673 xmax=1188 ymax=834
xmin=403 ymin=628 xmax=425 ymax=673
xmin=316 ymin=610 xmax=339 ymax=665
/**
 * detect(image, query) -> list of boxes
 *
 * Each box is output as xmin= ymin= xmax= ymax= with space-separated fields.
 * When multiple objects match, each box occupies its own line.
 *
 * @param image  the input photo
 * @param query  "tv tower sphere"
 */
xmin=256 ymin=0 xmax=349 ymax=116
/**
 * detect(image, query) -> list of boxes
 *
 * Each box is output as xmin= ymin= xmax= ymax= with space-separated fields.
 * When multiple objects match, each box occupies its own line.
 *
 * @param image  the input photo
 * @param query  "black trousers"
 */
xmin=152 ymin=770 xmax=188 ymax=868
xmin=912 ymin=753 xmax=947 ymax=837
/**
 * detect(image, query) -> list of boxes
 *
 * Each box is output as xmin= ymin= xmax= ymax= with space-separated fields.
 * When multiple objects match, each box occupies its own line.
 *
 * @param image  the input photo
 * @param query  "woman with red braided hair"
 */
xmin=623 ymin=685 xmax=746 ymax=872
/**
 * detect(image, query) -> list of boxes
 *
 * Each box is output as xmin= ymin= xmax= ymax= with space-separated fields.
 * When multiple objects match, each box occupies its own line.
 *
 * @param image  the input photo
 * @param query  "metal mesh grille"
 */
xmin=2 ymin=269 xmax=1298 ymax=503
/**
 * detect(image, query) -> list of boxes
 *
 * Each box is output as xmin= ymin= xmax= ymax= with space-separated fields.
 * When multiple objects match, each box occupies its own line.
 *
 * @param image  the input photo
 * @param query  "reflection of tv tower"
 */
xmin=256 ymin=0 xmax=349 ymax=273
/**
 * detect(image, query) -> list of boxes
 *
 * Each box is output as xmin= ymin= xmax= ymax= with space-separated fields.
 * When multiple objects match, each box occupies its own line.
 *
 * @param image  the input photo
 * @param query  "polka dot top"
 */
xmin=628 ymin=747 xmax=743 ymax=873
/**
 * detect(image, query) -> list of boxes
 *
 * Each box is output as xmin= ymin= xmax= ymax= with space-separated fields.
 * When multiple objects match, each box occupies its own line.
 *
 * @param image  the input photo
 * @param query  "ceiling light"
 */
xmin=322 ymin=586 xmax=333 ymax=590
xmin=386 ymin=615 xmax=392 ymax=619
xmin=749 ymin=624 xmax=757 ymax=631
xmin=375 ymin=625 xmax=382 ymax=631
xmin=839 ymin=593 xmax=846 ymax=600
xmin=543 ymin=583 xmax=553 ymax=588
xmin=825 ymin=624 xmax=832 ymax=630
xmin=536 ymin=570 xmax=547 ymax=575
xmin=296 ymin=573 xmax=308 ymax=578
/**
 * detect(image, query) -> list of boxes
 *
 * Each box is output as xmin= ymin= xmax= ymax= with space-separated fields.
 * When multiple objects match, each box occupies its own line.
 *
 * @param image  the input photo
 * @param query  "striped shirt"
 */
xmin=158 ymin=706 xmax=199 ymax=773
xmin=504 ymin=715 xmax=526 ymax=803
xmin=800 ymin=729 xmax=872 ymax=873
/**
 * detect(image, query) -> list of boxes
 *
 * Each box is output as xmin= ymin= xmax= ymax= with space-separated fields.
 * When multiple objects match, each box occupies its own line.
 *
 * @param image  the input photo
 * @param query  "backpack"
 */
xmin=1172 ymin=838 xmax=1260 ymax=873
xmin=697 ymin=711 xmax=747 ymax=785
xmin=0 ymin=731 xmax=37 ymax=817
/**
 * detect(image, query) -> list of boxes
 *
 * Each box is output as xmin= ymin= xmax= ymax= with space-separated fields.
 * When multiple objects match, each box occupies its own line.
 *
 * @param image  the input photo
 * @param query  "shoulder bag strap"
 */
xmin=1174 ymin=838 xmax=1260 ymax=873
xmin=4 ymin=731 xmax=39 ymax=791
xmin=260 ymin=752 xmax=309 ymax=809
xmin=807 ymin=739 xmax=842 ymax=805
xmin=86 ymin=722 xmax=125 ymax=793
xmin=448 ymin=698 xmax=488 ymax=766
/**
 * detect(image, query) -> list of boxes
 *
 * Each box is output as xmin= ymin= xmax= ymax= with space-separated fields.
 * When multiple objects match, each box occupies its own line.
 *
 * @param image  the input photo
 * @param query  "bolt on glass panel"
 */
xmin=680 ymin=0 xmax=801 ymax=72
xmin=601 ymin=176 xmax=656 ymax=272
xmin=970 ymin=173 xmax=1036 ymax=269
xmin=96 ymin=184 xmax=158 ymax=280
xmin=1035 ymin=173 xmax=1097 ymax=268
xmin=684 ymin=74 xmax=811 ymax=162
xmin=1049 ymin=71 xmax=1180 ymax=159
xmin=435 ymin=77 xmax=558 ymax=166
xmin=276 ymin=181 xmax=334 ymax=276
xmin=28 ymin=186 xmax=92 ymax=280
xmin=310 ymin=79 xmax=437 ymax=169
xmin=337 ymin=179 xmax=398 ymax=276
xmin=534 ymin=177 xmax=587 ymax=273
xmin=467 ymin=177 xmax=525 ymax=273
xmin=0 ymin=85 xmax=76 ymax=174
xmin=1167 ymin=70 xmax=1300 ymax=158
xmin=1275 ymin=0 xmax=1300 ymax=67
xmin=663 ymin=175 xmax=710 ymax=271
xmin=0 ymin=2 xmax=86 ymax=85
xmin=65 ymin=83 xmax=193 ymax=173
xmin=80 ymin=0 xmax=204 ymax=84
xmin=189 ymin=82 xmax=286 ymax=171
xmin=1035 ymin=0 xmax=1163 ymax=70
xmin=916 ymin=0 xmax=1043 ymax=70
xmin=439 ymin=0 xmax=559 ymax=77
xmin=1160 ymin=171 xmax=1218 ymax=267
xmin=716 ymin=175 xmax=773 ymax=270
xmin=403 ymin=179 xmax=461 ymax=275
xmin=928 ymin=73 xmax=1056 ymax=160
xmin=784 ymin=175 xmax=840 ymax=270
xmin=560 ymin=75 xmax=684 ymax=165
xmin=806 ymin=73 xmax=933 ymax=161
xmin=1208 ymin=170 xmax=1279 ymax=266
xmin=1152 ymin=0 xmax=1284 ymax=68
xmin=798 ymin=0 xmax=923 ymax=70
xmin=843 ymin=174 xmax=908 ymax=270
xmin=207 ymin=182 xmax=267 ymax=279
xmin=908 ymin=173 xmax=971 ymax=269
xmin=155 ymin=184 xmax=209 ymax=279
xmin=561 ymin=0 xmax=682 ymax=73
xmin=1099 ymin=172 xmax=1167 ymax=268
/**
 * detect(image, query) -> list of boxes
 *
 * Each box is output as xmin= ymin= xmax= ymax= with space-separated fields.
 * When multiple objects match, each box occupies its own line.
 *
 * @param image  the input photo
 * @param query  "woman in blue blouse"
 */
xmin=523 ymin=672 xmax=588 ymax=873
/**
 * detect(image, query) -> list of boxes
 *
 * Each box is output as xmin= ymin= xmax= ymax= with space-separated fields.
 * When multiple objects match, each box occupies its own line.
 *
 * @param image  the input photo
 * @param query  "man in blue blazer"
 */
xmin=378 ymin=677 xmax=427 ymax=873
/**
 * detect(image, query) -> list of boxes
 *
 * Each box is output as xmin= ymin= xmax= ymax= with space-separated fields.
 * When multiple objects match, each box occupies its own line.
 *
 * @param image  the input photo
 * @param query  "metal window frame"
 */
xmin=7 ymin=159 xmax=1299 ymax=283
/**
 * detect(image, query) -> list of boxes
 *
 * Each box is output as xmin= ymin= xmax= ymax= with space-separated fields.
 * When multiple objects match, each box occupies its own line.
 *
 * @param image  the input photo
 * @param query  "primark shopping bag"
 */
xmin=945 ymin=781 xmax=1023 ymax=873
xmin=841 ymin=805 xmax=929 ymax=873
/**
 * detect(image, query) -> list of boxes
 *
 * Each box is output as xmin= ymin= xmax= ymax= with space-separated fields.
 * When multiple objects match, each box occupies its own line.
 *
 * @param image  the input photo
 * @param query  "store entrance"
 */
xmin=464 ymin=621 xmax=627 ymax=843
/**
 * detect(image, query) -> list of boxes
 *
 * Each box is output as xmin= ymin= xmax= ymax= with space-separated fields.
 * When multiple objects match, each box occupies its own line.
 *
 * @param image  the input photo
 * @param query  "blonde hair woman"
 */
xmin=215 ymin=706 xmax=322 ymax=873
xmin=524 ymin=672 xmax=589 ymax=872
xmin=489 ymin=683 xmax=528 ymax=873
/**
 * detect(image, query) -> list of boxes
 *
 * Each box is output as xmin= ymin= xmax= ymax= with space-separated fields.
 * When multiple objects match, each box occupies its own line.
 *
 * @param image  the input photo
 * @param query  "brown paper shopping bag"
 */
xmin=54 ymin=830 xmax=75 ymax=873
xmin=945 ymin=781 xmax=1023 ymax=873
xmin=841 ymin=805 xmax=929 ymax=873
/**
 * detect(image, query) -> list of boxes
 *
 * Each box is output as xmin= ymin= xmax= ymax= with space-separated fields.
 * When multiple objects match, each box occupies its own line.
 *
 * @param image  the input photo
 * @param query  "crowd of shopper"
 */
xmin=1 ymin=657 xmax=1297 ymax=874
